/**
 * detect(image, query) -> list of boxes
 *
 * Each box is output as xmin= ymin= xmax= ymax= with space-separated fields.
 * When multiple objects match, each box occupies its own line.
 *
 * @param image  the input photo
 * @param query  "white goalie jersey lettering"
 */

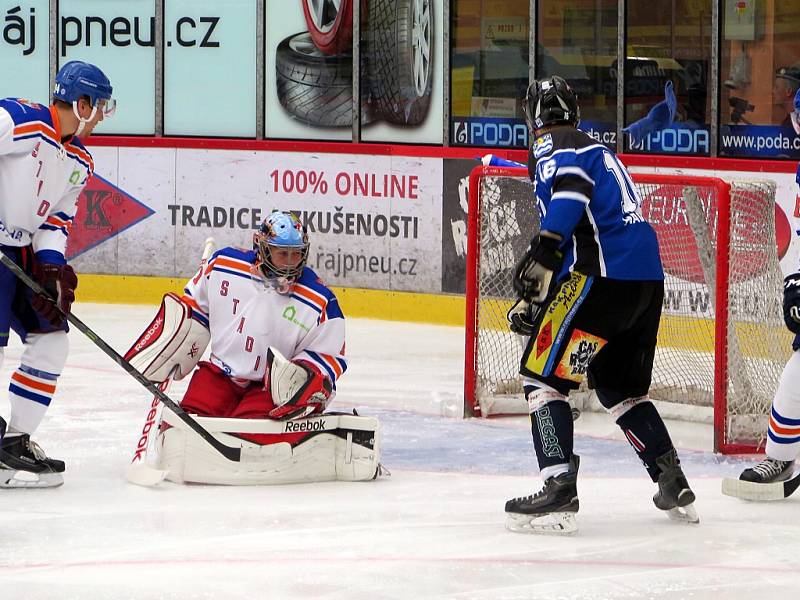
xmin=181 ymin=247 xmax=347 ymax=390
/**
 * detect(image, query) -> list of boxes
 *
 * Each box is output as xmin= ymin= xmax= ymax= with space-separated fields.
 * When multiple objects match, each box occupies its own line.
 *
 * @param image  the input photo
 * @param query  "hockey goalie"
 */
xmin=123 ymin=212 xmax=380 ymax=485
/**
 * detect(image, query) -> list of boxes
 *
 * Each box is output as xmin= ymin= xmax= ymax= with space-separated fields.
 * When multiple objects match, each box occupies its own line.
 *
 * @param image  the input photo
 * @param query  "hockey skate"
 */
xmin=721 ymin=458 xmax=800 ymax=501
xmin=505 ymin=455 xmax=580 ymax=535
xmin=0 ymin=434 xmax=65 ymax=488
xmin=739 ymin=458 xmax=794 ymax=484
xmin=652 ymin=449 xmax=699 ymax=524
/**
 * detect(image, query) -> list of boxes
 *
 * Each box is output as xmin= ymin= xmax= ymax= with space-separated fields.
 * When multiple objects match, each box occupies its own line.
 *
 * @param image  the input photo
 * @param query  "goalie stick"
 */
xmin=125 ymin=375 xmax=173 ymax=486
xmin=0 ymin=245 xmax=242 ymax=464
xmin=721 ymin=470 xmax=800 ymax=501
xmin=126 ymin=237 xmax=217 ymax=487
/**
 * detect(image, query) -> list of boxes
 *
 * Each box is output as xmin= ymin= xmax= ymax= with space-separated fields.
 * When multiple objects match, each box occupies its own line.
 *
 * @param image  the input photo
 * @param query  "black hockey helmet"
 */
xmin=524 ymin=76 xmax=580 ymax=133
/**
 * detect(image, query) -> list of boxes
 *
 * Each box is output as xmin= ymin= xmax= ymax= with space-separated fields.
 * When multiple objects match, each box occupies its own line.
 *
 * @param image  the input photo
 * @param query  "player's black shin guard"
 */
xmin=599 ymin=393 xmax=674 ymax=482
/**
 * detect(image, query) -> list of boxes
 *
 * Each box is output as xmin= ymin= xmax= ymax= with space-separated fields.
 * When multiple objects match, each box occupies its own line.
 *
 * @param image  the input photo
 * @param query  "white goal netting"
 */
xmin=465 ymin=167 xmax=792 ymax=453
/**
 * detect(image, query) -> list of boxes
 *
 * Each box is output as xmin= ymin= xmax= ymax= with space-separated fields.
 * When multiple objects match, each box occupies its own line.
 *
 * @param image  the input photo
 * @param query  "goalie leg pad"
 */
xmin=156 ymin=413 xmax=381 ymax=485
xmin=124 ymin=293 xmax=210 ymax=382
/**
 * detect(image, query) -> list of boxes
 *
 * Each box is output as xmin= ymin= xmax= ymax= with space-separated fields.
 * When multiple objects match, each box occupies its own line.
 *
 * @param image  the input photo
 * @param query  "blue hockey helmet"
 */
xmin=53 ymin=61 xmax=116 ymax=116
xmin=253 ymin=211 xmax=309 ymax=291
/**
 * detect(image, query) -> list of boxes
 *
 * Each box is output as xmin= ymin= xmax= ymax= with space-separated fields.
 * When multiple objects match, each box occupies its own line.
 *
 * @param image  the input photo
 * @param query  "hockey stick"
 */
xmin=721 ymin=470 xmax=800 ymax=501
xmin=0 ymin=248 xmax=242 ymax=463
xmin=126 ymin=237 xmax=217 ymax=486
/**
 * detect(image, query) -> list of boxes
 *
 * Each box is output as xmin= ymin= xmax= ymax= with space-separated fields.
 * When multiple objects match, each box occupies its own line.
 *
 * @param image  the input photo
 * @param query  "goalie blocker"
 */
xmin=156 ymin=411 xmax=382 ymax=485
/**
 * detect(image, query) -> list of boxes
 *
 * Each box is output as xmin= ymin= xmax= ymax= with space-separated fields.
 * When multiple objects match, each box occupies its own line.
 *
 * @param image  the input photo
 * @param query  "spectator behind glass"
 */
xmin=774 ymin=64 xmax=800 ymax=128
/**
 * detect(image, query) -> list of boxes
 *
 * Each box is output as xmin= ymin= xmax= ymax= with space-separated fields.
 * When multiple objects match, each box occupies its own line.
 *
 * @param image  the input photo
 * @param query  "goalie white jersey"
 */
xmin=181 ymin=246 xmax=347 ymax=390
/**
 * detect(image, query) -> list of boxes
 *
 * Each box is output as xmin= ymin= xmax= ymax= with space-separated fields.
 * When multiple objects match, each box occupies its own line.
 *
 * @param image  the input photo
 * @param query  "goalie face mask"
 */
xmin=253 ymin=211 xmax=309 ymax=294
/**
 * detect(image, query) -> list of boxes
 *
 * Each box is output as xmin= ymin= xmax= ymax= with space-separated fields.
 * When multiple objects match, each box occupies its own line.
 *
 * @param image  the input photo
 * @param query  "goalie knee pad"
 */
xmin=125 ymin=293 xmax=210 ymax=382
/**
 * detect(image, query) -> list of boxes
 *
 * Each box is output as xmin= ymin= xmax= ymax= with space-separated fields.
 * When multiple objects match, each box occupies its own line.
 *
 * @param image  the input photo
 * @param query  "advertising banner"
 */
xmin=72 ymin=147 xmax=444 ymax=294
xmin=164 ymin=0 xmax=256 ymax=137
xmin=0 ymin=0 xmax=49 ymax=103
xmin=58 ymin=0 xmax=156 ymax=135
xmin=626 ymin=123 xmax=711 ymax=156
xmin=452 ymin=117 xmax=528 ymax=149
xmin=441 ymin=158 xmax=476 ymax=293
xmin=264 ymin=0 xmax=351 ymax=141
xmin=720 ymin=125 xmax=800 ymax=160
xmin=265 ymin=0 xmax=442 ymax=143
xmin=359 ymin=0 xmax=444 ymax=145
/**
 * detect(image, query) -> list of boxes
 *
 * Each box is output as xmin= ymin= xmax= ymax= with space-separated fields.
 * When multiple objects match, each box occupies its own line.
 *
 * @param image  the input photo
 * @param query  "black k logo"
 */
xmin=84 ymin=190 xmax=112 ymax=229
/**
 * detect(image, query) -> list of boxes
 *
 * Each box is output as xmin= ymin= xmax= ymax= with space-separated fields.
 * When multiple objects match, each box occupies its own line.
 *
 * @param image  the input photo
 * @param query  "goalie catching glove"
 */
xmin=265 ymin=347 xmax=332 ymax=420
xmin=513 ymin=233 xmax=563 ymax=305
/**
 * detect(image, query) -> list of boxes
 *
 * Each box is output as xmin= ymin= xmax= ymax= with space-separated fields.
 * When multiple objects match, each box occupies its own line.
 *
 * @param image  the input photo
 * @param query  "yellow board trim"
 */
xmin=77 ymin=274 xmax=467 ymax=326
xmin=76 ymin=275 xmax=796 ymax=359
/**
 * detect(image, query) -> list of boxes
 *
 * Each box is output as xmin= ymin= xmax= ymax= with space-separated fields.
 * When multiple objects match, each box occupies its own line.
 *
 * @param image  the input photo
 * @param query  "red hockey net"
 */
xmin=464 ymin=165 xmax=792 ymax=454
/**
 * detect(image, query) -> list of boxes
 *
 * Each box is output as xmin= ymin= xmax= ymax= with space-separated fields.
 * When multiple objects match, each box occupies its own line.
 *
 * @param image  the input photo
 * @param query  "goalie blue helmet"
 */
xmin=53 ymin=61 xmax=116 ymax=116
xmin=253 ymin=211 xmax=309 ymax=292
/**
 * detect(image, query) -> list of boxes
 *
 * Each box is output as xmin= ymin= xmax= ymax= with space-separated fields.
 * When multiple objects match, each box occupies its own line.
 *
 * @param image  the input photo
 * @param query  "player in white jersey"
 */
xmin=178 ymin=211 xmax=346 ymax=424
xmin=0 ymin=61 xmax=115 ymax=488
xmin=122 ymin=212 xmax=367 ymax=485
xmin=733 ymin=96 xmax=800 ymax=489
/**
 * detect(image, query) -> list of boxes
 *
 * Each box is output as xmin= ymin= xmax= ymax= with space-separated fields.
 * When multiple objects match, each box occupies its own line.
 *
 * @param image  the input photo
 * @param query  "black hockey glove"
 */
xmin=31 ymin=262 xmax=78 ymax=327
xmin=783 ymin=273 xmax=800 ymax=335
xmin=513 ymin=234 xmax=563 ymax=304
xmin=506 ymin=298 xmax=539 ymax=336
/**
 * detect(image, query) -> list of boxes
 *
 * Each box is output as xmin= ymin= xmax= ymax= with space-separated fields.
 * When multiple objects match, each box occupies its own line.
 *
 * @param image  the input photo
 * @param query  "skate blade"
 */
xmin=126 ymin=463 xmax=169 ymax=487
xmin=505 ymin=511 xmax=578 ymax=535
xmin=721 ymin=472 xmax=800 ymax=501
xmin=0 ymin=468 xmax=63 ymax=489
xmin=666 ymin=502 xmax=699 ymax=524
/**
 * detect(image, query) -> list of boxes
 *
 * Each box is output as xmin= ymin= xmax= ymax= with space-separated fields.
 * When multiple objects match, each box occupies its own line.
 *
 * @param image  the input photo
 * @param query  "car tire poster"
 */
xmin=266 ymin=0 xmax=442 ymax=144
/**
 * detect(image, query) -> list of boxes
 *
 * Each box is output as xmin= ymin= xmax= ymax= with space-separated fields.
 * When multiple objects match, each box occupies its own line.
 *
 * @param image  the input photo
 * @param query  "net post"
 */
xmin=464 ymin=166 xmax=485 ymax=417
xmin=713 ymin=179 xmax=731 ymax=454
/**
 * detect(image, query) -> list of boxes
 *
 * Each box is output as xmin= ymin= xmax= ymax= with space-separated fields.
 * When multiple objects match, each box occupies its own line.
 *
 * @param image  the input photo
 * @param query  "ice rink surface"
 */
xmin=0 ymin=304 xmax=797 ymax=600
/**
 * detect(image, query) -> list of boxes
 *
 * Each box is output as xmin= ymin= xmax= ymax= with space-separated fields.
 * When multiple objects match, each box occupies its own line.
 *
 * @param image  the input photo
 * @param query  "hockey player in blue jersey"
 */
xmin=0 ymin=61 xmax=114 ymax=488
xmin=504 ymin=76 xmax=697 ymax=533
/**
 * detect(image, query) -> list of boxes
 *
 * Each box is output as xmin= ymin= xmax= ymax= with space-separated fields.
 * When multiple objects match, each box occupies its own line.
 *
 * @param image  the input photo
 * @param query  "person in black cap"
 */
xmin=774 ymin=64 xmax=800 ymax=127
